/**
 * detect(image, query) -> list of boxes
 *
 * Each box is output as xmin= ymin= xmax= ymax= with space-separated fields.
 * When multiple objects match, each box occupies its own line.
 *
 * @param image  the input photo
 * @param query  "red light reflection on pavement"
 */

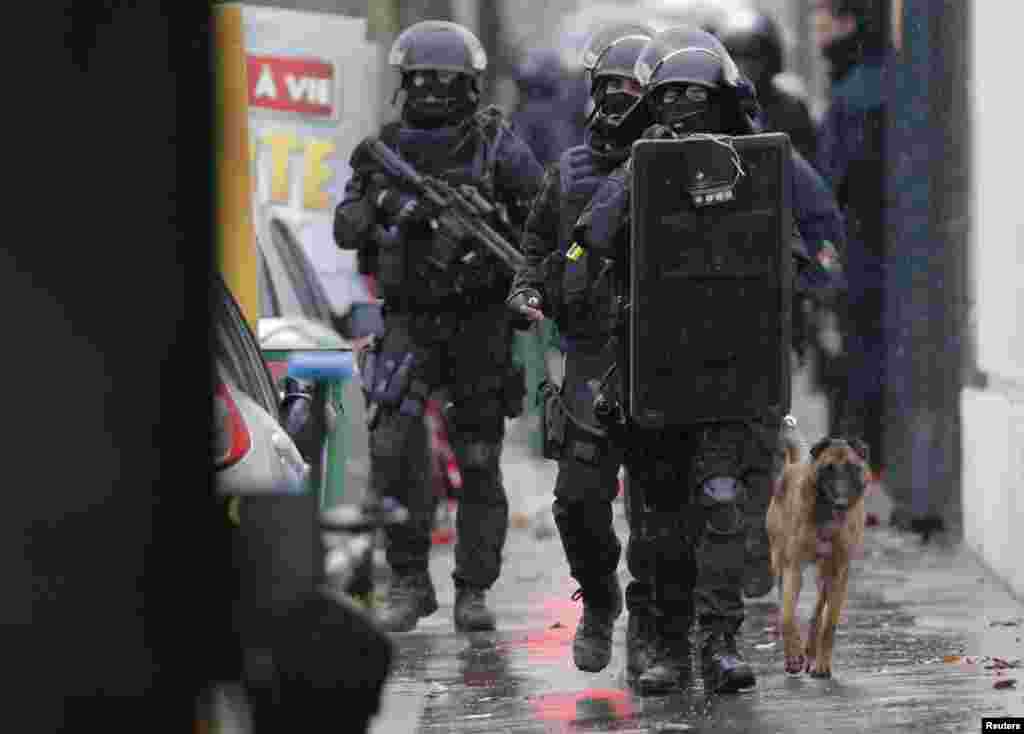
xmin=530 ymin=688 xmax=634 ymax=731
xmin=501 ymin=593 xmax=582 ymax=664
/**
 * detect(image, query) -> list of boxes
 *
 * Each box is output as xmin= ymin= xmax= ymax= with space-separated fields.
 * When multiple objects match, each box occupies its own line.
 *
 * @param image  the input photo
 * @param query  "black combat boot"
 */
xmin=636 ymin=615 xmax=692 ymax=695
xmin=625 ymin=611 xmax=659 ymax=684
xmin=700 ymin=618 xmax=756 ymax=693
xmin=571 ymin=574 xmax=624 ymax=672
xmin=454 ymin=585 xmax=497 ymax=631
xmin=376 ymin=570 xmax=438 ymax=633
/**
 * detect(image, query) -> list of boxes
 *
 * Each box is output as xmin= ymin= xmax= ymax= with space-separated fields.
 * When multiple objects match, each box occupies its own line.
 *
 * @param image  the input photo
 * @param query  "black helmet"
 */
xmin=632 ymin=24 xmax=759 ymax=136
xmin=714 ymin=7 xmax=784 ymax=86
xmin=389 ymin=20 xmax=487 ymax=75
xmin=580 ymin=23 xmax=655 ymax=130
xmin=635 ymin=25 xmax=743 ymax=94
xmin=582 ymin=23 xmax=656 ymax=92
xmin=388 ymin=21 xmax=488 ymax=127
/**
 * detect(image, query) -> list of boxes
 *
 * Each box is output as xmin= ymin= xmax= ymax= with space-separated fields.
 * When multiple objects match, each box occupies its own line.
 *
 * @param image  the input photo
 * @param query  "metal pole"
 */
xmin=213 ymin=3 xmax=259 ymax=329
xmin=885 ymin=0 xmax=967 ymax=537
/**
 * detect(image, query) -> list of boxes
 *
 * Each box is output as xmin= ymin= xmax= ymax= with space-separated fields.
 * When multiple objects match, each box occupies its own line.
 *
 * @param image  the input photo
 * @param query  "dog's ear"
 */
xmin=809 ymin=437 xmax=833 ymax=460
xmin=848 ymin=437 xmax=871 ymax=465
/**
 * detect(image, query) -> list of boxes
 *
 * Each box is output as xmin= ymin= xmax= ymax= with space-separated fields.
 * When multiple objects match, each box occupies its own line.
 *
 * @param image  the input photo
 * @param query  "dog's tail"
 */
xmin=780 ymin=415 xmax=805 ymax=466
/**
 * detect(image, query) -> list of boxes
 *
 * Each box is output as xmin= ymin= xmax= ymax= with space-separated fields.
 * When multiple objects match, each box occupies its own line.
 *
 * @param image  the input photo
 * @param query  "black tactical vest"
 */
xmin=550 ymin=144 xmax=626 ymax=340
xmin=374 ymin=111 xmax=505 ymax=307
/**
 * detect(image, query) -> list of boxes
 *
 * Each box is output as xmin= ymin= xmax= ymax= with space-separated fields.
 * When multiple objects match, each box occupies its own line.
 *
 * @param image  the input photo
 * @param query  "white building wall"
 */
xmin=962 ymin=2 xmax=1024 ymax=599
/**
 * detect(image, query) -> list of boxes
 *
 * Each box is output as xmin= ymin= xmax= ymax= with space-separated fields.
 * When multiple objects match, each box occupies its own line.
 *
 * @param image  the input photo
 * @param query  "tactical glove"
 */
xmin=507 ymin=289 xmax=544 ymax=329
xmin=367 ymin=174 xmax=428 ymax=227
xmin=641 ymin=123 xmax=677 ymax=140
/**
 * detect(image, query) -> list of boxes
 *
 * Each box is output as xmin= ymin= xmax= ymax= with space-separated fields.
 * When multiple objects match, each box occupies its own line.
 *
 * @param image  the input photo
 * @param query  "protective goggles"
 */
xmin=602 ymin=76 xmax=643 ymax=98
xmin=409 ymin=70 xmax=462 ymax=87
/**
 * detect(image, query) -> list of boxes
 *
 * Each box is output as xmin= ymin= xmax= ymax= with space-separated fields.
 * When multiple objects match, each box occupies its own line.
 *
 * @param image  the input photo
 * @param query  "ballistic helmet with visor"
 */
xmin=634 ymin=25 xmax=743 ymax=94
xmin=634 ymin=25 xmax=759 ymax=135
xmin=582 ymin=23 xmax=656 ymax=88
xmin=581 ymin=23 xmax=655 ymax=119
xmin=388 ymin=21 xmax=488 ymax=75
xmin=388 ymin=21 xmax=488 ymax=127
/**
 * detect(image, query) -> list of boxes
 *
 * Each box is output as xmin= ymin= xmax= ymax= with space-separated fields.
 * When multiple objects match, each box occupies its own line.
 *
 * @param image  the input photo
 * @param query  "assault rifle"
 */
xmin=351 ymin=137 xmax=526 ymax=275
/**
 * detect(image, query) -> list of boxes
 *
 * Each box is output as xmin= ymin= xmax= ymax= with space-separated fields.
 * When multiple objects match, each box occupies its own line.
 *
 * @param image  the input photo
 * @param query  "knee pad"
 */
xmin=698 ymin=477 xmax=747 ymax=537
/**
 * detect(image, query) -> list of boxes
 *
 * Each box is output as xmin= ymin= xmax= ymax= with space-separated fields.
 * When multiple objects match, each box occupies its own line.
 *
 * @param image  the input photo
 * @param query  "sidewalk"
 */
xmin=370 ymin=478 xmax=1023 ymax=733
xmin=369 ymin=362 xmax=1024 ymax=732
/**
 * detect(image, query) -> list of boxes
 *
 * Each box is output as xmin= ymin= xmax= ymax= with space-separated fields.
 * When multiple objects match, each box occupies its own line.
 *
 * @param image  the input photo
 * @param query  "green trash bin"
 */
xmin=259 ymin=316 xmax=354 ymax=511
xmin=512 ymin=319 xmax=563 ymax=456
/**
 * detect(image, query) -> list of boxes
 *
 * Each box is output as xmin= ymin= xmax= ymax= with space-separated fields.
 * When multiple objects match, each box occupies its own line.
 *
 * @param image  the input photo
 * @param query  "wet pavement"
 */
xmin=368 ymin=366 xmax=1024 ymax=733
xmin=369 ymin=508 xmax=1023 ymax=733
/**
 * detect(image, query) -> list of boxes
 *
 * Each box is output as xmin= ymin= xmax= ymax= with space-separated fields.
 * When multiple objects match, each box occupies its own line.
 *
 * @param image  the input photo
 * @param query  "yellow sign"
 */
xmin=214 ymin=3 xmax=258 ymax=329
xmin=251 ymin=131 xmax=337 ymax=211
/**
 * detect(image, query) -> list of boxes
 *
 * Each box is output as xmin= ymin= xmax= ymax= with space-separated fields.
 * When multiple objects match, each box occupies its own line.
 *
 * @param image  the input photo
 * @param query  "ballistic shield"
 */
xmin=627 ymin=133 xmax=792 ymax=428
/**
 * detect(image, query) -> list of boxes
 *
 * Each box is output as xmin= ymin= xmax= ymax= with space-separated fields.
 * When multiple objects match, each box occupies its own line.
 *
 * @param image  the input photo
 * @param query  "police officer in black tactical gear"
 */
xmin=507 ymin=22 xmax=655 ymax=677
xmin=334 ymin=21 xmax=544 ymax=634
xmin=812 ymin=0 xmax=888 ymax=486
xmin=710 ymin=5 xmax=818 ymax=165
xmin=560 ymin=25 xmax=842 ymax=695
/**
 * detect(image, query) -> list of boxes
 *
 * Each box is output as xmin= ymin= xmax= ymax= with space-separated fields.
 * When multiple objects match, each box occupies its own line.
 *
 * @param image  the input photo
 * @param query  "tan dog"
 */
xmin=766 ymin=436 xmax=869 ymax=678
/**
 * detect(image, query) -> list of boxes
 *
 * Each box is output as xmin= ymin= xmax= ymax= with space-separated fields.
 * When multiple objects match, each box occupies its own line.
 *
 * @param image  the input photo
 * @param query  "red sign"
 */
xmin=247 ymin=54 xmax=335 ymax=118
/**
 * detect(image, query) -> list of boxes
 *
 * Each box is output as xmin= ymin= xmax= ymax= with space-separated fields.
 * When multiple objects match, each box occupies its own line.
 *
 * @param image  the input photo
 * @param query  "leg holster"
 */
xmin=360 ymin=345 xmax=431 ymax=424
xmin=538 ymin=379 xmax=610 ymax=465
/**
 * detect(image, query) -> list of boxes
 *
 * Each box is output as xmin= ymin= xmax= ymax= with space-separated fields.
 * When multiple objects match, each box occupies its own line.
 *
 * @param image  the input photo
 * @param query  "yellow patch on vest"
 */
xmin=566 ymin=242 xmax=585 ymax=261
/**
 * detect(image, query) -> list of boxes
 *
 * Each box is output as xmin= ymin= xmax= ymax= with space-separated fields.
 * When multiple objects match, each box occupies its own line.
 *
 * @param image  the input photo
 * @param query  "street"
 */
xmin=368 ymin=366 xmax=1024 ymax=733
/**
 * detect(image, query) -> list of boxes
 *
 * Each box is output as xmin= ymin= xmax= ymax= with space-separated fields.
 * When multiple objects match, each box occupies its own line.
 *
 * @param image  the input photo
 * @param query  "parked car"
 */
xmin=213 ymin=271 xmax=308 ymax=495
xmin=255 ymin=211 xmax=383 ymax=341
xmin=253 ymin=210 xmax=400 ymax=603
xmin=253 ymin=211 xmax=377 ymax=513
xmin=209 ymin=271 xmax=395 ymax=733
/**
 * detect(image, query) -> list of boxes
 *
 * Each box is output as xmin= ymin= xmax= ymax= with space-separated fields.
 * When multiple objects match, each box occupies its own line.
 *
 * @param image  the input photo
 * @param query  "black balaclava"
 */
xmin=649 ymin=83 xmax=727 ymax=136
xmin=401 ymin=70 xmax=479 ymax=129
xmin=588 ymin=76 xmax=642 ymax=155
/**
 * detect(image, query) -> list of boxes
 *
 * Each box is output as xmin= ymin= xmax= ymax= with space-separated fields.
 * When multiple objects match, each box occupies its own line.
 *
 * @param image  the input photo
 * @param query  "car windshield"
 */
xmin=211 ymin=275 xmax=279 ymax=415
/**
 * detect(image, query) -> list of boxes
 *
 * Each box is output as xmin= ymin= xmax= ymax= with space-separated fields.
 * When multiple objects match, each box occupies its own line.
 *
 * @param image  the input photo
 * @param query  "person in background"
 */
xmin=511 ymin=47 xmax=580 ymax=167
xmin=811 ymin=0 xmax=888 ymax=483
xmin=710 ymin=4 xmax=818 ymax=165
